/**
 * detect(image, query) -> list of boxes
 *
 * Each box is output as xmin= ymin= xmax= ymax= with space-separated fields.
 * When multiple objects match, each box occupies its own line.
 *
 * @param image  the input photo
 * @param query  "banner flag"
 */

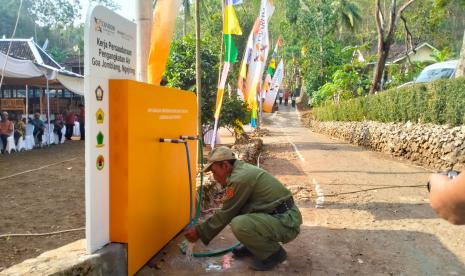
xmin=147 ymin=0 xmax=182 ymax=84
xmin=237 ymin=31 xmax=254 ymax=100
xmin=263 ymin=59 xmax=284 ymax=112
xmin=261 ymin=35 xmax=282 ymax=112
xmin=237 ymin=0 xmax=273 ymax=103
xmin=212 ymin=2 xmax=243 ymax=148
xmin=244 ymin=0 xmax=273 ymax=115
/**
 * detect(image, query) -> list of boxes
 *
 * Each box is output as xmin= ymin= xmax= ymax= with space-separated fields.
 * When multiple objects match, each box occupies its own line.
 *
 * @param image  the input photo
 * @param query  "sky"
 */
xmin=80 ymin=0 xmax=136 ymax=22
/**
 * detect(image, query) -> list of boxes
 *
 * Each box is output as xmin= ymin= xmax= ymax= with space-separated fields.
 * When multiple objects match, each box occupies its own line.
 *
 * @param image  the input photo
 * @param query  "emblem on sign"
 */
xmin=96 ymin=131 xmax=104 ymax=148
xmin=95 ymin=86 xmax=104 ymax=101
xmin=96 ymin=108 xmax=104 ymax=124
xmin=96 ymin=155 xmax=105 ymax=170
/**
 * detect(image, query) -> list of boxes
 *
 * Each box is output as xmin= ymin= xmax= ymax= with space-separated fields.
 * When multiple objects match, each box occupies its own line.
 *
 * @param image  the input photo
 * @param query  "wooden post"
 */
xmin=136 ymin=0 xmax=153 ymax=82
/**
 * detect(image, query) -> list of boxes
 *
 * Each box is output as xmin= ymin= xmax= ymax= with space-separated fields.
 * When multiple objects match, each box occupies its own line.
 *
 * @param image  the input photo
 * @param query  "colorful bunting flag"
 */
xmin=263 ymin=59 xmax=284 ymax=112
xmin=223 ymin=0 xmax=242 ymax=63
xmin=266 ymin=36 xmax=282 ymax=77
xmin=237 ymin=31 xmax=254 ymax=100
xmin=224 ymin=3 xmax=242 ymax=35
xmin=211 ymin=1 xmax=243 ymax=148
xmin=244 ymin=0 xmax=273 ymax=126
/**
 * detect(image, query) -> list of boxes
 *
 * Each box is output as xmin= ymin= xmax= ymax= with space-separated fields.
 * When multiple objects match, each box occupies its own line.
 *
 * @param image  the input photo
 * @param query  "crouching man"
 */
xmin=184 ymin=146 xmax=302 ymax=271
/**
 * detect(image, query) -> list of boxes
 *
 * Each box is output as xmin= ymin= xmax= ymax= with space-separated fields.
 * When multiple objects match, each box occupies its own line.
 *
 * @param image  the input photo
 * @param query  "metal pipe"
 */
xmin=159 ymin=138 xmax=186 ymax=143
xmin=25 ymin=85 xmax=28 ymax=123
xmin=46 ymin=79 xmax=51 ymax=146
xmin=180 ymin=135 xmax=198 ymax=140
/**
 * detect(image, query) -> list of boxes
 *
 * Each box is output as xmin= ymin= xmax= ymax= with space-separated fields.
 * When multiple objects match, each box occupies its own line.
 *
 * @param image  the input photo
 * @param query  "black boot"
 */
xmin=232 ymin=245 xmax=253 ymax=258
xmin=250 ymin=247 xmax=287 ymax=271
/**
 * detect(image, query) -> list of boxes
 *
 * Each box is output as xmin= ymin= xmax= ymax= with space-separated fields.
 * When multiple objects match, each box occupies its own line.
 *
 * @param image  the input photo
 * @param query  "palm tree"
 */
xmin=333 ymin=0 xmax=362 ymax=39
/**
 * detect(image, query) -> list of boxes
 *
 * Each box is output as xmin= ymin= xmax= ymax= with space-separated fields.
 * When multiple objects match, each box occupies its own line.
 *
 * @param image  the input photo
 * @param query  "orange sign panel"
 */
xmin=109 ymin=80 xmax=197 ymax=275
xmin=0 ymin=98 xmax=25 ymax=111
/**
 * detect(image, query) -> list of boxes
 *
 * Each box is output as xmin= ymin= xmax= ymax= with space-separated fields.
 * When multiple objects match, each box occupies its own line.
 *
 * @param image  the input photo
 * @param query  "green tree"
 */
xmin=164 ymin=35 xmax=248 ymax=135
xmin=370 ymin=0 xmax=417 ymax=94
xmin=333 ymin=0 xmax=362 ymax=40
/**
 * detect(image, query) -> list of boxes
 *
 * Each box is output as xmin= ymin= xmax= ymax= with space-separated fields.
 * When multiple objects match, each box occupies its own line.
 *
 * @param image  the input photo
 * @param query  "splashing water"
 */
xmin=185 ymin=241 xmax=194 ymax=262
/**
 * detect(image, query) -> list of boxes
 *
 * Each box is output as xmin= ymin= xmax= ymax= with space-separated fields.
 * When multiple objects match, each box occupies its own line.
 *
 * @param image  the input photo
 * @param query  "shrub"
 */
xmin=313 ymin=78 xmax=465 ymax=126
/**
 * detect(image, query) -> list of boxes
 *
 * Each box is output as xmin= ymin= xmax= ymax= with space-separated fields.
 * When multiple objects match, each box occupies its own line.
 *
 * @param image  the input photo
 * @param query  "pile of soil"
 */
xmin=249 ymin=127 xmax=271 ymax=138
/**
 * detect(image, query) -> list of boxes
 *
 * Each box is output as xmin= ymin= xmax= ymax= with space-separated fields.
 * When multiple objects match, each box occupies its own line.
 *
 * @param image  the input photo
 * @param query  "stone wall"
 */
xmin=308 ymin=120 xmax=465 ymax=171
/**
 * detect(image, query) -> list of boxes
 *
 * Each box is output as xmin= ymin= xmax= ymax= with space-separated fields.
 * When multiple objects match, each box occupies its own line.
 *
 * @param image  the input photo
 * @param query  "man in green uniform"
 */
xmin=184 ymin=146 xmax=302 ymax=271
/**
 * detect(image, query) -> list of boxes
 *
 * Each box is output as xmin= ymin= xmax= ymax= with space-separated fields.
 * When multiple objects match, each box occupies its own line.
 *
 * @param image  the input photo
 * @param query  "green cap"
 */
xmin=203 ymin=146 xmax=236 ymax=172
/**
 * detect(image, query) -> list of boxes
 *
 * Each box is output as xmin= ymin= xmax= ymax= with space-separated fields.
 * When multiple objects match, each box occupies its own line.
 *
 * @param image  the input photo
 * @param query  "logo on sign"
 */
xmin=95 ymin=86 xmax=104 ymax=101
xmin=96 ymin=108 xmax=104 ymax=124
xmin=96 ymin=155 xmax=105 ymax=170
xmin=94 ymin=17 xmax=115 ymax=34
xmin=96 ymin=131 xmax=104 ymax=148
xmin=94 ymin=17 xmax=102 ymax=32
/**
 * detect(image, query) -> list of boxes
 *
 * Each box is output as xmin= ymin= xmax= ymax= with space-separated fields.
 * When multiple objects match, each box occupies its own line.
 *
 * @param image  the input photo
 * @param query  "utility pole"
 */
xmin=136 ymin=0 xmax=153 ymax=82
xmin=195 ymin=0 xmax=202 ymax=162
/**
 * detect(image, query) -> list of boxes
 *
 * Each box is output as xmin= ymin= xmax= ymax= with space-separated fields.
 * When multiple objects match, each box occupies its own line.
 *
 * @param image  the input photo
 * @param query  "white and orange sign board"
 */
xmin=109 ymin=80 xmax=197 ymax=275
xmin=84 ymin=5 xmax=137 ymax=253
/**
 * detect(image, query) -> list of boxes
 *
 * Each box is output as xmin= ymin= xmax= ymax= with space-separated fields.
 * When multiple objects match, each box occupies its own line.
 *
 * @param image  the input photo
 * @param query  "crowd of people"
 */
xmin=0 ymin=106 xmax=85 ymax=154
xmin=277 ymin=89 xmax=297 ymax=108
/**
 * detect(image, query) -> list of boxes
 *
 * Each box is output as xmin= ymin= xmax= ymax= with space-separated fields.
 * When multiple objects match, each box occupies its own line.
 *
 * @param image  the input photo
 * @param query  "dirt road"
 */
xmin=0 ymin=142 xmax=85 ymax=271
xmin=260 ymin=104 xmax=465 ymax=275
xmin=145 ymin=103 xmax=465 ymax=275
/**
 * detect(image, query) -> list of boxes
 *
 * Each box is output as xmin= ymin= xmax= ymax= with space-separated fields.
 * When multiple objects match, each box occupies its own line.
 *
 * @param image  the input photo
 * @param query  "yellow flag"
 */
xmin=223 ymin=5 xmax=242 ymax=35
xmin=147 ymin=0 xmax=182 ymax=84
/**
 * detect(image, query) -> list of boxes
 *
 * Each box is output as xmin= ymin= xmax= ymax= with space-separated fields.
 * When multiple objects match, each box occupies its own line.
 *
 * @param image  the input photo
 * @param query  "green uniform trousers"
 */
xmin=230 ymin=208 xmax=300 ymax=260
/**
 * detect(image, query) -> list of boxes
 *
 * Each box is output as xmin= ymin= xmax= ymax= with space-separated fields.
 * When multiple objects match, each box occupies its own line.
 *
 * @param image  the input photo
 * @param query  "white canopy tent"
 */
xmin=0 ymin=51 xmax=44 ymax=78
xmin=0 ymin=39 xmax=84 ymax=144
xmin=0 ymin=51 xmax=84 ymax=95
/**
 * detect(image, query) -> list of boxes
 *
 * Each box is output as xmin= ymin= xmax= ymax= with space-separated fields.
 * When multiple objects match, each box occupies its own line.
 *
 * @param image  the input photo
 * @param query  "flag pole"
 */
xmin=211 ymin=0 xmax=225 ymax=149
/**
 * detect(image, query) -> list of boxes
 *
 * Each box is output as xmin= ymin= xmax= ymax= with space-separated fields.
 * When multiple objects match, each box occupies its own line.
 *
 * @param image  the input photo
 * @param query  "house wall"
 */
xmin=398 ymin=47 xmax=435 ymax=64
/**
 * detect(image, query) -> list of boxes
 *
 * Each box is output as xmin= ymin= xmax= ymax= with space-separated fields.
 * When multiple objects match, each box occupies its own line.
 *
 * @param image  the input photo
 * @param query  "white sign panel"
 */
xmin=84 ymin=5 xmax=136 ymax=253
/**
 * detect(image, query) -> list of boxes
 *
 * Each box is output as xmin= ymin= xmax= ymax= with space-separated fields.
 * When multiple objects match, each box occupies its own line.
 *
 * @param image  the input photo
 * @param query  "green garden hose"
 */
xmin=178 ymin=137 xmax=241 ymax=257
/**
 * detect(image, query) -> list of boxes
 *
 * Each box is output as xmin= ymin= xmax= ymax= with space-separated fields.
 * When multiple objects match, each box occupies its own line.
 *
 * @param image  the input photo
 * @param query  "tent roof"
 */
xmin=0 ymin=38 xmax=62 ymax=70
xmin=0 ymin=38 xmax=83 ymax=95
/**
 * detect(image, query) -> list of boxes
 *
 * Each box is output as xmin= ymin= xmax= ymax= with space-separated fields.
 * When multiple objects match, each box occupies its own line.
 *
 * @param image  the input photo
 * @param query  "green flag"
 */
xmin=224 ymin=34 xmax=238 ymax=63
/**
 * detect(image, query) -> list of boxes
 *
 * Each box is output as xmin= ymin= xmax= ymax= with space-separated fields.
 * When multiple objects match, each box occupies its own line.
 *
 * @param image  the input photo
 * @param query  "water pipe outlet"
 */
xmin=159 ymin=138 xmax=186 ymax=143
xmin=180 ymin=135 xmax=198 ymax=140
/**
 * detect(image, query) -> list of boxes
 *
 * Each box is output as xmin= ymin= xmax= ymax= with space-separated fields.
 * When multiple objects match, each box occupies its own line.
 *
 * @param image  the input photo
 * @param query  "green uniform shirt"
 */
xmin=196 ymin=160 xmax=301 ymax=244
